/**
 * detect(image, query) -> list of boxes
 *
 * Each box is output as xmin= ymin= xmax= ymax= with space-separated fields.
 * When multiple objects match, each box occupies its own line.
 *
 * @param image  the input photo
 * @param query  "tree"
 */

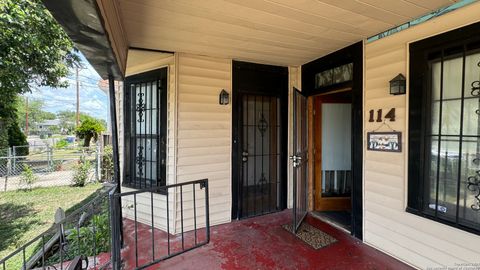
xmin=16 ymin=98 xmax=56 ymax=134
xmin=57 ymin=111 xmax=107 ymax=135
xmin=0 ymin=0 xmax=79 ymax=95
xmin=0 ymin=0 xmax=79 ymax=150
xmin=8 ymin=120 xmax=29 ymax=156
xmin=75 ymin=117 xmax=105 ymax=147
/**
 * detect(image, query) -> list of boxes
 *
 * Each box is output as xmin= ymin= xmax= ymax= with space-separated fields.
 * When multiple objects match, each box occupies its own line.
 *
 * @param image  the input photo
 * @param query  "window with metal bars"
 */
xmin=409 ymin=22 xmax=480 ymax=234
xmin=123 ymin=68 xmax=167 ymax=189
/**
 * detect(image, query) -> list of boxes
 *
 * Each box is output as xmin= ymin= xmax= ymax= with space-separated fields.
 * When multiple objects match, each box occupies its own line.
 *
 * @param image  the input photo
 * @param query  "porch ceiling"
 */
xmin=117 ymin=0 xmax=459 ymax=66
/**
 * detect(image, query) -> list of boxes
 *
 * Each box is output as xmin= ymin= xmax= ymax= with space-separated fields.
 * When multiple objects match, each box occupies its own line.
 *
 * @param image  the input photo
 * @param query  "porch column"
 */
xmin=108 ymin=75 xmax=121 ymax=190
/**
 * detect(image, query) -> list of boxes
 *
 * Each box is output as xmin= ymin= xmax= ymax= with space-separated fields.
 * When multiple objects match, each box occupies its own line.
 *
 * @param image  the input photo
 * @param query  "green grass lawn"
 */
xmin=0 ymin=183 xmax=103 ymax=264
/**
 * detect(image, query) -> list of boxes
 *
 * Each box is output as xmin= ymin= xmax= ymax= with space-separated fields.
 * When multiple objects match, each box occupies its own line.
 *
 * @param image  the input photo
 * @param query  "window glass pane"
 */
xmin=315 ymin=63 xmax=353 ymax=88
xmin=462 ymin=98 xmax=479 ymax=136
xmin=151 ymin=82 xmax=158 ymax=109
xmin=431 ymin=59 xmax=462 ymax=135
xmin=333 ymin=63 xmax=353 ymax=84
xmin=427 ymin=137 xmax=459 ymax=221
xmin=437 ymin=138 xmax=459 ymax=221
xmin=431 ymin=101 xmax=440 ymax=134
xmin=431 ymin=61 xmax=442 ymax=101
xmin=145 ymin=162 xmax=157 ymax=182
xmin=442 ymin=56 xmax=463 ymax=100
xmin=315 ymin=69 xmax=333 ymax=88
xmin=441 ymin=100 xmax=461 ymax=135
xmin=426 ymin=136 xmax=439 ymax=211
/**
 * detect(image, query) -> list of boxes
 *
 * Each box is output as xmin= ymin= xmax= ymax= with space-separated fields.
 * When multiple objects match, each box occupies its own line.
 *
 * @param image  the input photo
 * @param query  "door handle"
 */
xmin=242 ymin=151 xmax=248 ymax=162
xmin=289 ymin=155 xmax=302 ymax=167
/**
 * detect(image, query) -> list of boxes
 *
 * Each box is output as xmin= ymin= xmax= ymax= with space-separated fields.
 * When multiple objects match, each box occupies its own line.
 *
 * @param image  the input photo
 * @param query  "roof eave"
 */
xmin=42 ymin=0 xmax=124 ymax=80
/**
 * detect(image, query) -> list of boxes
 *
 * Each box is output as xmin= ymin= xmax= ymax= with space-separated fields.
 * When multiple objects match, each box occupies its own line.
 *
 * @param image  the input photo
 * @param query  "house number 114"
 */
xmin=368 ymin=108 xmax=395 ymax=122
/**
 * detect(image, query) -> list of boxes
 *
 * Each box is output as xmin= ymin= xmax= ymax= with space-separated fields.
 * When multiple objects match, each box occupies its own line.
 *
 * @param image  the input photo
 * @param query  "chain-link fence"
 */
xmin=0 ymin=145 xmax=114 ymax=192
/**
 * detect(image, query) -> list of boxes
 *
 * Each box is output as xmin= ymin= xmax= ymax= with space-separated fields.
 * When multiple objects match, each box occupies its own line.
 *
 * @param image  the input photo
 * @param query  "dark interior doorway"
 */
xmin=302 ymin=42 xmax=363 ymax=240
xmin=232 ymin=61 xmax=288 ymax=219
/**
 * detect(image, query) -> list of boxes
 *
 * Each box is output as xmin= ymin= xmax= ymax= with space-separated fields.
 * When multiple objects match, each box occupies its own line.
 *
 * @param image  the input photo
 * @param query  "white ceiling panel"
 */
xmin=118 ymin=0 xmax=461 ymax=66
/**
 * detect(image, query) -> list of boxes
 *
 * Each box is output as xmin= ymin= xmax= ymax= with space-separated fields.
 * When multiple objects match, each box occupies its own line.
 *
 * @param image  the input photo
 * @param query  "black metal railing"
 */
xmin=110 ymin=178 xmax=210 ymax=270
xmin=0 ymin=184 xmax=116 ymax=270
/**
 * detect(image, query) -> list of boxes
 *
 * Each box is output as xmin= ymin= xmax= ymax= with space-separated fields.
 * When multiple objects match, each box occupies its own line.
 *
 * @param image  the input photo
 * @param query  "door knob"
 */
xmin=289 ymin=155 xmax=302 ymax=167
xmin=242 ymin=151 xmax=248 ymax=162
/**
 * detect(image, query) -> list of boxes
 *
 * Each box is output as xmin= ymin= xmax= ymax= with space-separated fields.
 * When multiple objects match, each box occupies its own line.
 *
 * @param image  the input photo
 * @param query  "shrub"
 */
xmin=75 ymin=117 xmax=105 ymax=147
xmin=67 ymin=212 xmax=110 ymax=256
xmin=101 ymin=145 xmax=113 ymax=182
xmin=19 ymin=165 xmax=38 ymax=190
xmin=7 ymin=120 xmax=29 ymax=156
xmin=72 ymin=156 xmax=91 ymax=187
xmin=55 ymin=139 xmax=68 ymax=149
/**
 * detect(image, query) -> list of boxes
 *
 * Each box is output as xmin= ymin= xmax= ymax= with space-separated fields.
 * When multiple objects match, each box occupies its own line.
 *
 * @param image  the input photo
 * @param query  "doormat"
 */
xmin=282 ymin=223 xmax=337 ymax=250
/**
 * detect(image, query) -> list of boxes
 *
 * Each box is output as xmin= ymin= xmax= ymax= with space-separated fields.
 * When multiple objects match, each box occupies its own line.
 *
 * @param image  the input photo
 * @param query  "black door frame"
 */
xmin=231 ymin=61 xmax=289 ymax=219
xmin=301 ymin=42 xmax=364 ymax=240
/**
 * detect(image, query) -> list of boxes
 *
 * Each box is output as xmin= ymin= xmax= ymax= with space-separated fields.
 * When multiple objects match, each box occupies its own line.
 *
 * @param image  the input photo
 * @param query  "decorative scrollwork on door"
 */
xmin=258 ymin=113 xmax=268 ymax=137
xmin=471 ymin=81 xmax=480 ymax=96
xmin=467 ymin=60 xmax=480 ymax=211
xmin=136 ymin=92 xmax=145 ymax=122
xmin=467 ymin=175 xmax=480 ymax=211
xmin=136 ymin=145 xmax=145 ymax=177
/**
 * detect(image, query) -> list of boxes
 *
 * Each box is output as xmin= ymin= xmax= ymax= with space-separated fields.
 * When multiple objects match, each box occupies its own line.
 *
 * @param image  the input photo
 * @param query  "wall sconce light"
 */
xmin=390 ymin=74 xmax=406 ymax=95
xmin=219 ymin=89 xmax=229 ymax=105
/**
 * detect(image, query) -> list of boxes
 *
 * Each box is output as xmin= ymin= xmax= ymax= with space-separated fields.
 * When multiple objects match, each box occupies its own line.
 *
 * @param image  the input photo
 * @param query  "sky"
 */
xmin=23 ymin=52 xmax=109 ymax=124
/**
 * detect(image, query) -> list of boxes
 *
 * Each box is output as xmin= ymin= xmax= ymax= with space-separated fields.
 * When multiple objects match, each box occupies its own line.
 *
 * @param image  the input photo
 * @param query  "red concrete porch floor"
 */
xmin=120 ymin=210 xmax=412 ymax=270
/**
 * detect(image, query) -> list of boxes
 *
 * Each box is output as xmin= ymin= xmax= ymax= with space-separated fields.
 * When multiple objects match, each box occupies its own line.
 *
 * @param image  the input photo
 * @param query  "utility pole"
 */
xmin=25 ymin=97 xmax=29 ymax=136
xmin=76 ymin=66 xmax=80 ymax=127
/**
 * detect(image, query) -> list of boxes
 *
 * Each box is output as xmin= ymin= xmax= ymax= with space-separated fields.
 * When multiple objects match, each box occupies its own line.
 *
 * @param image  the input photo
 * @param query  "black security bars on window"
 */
xmin=409 ymin=32 xmax=480 ymax=234
xmin=124 ymin=68 xmax=167 ymax=189
xmin=426 ymin=47 xmax=480 ymax=225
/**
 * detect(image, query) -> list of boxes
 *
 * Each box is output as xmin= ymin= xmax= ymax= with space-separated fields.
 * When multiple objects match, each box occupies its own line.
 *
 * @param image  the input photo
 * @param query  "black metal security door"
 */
xmin=291 ymin=87 xmax=308 ymax=232
xmin=232 ymin=61 xmax=288 ymax=219
xmin=239 ymin=94 xmax=282 ymax=217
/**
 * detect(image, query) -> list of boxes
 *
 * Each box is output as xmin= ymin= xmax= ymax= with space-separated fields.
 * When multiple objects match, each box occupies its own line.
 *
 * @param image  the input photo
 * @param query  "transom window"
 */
xmin=315 ymin=63 xmax=353 ymax=89
xmin=124 ymin=68 xmax=167 ymax=189
xmin=409 ymin=22 xmax=480 ymax=234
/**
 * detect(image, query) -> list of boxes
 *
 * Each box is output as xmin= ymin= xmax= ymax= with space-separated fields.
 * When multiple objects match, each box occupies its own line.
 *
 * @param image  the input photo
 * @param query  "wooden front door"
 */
xmin=314 ymin=90 xmax=352 ymax=211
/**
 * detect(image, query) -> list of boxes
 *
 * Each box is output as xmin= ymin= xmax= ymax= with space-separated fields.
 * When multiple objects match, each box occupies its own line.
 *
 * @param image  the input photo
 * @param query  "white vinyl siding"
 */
xmin=364 ymin=2 xmax=480 ymax=268
xmin=175 ymin=53 xmax=232 ymax=231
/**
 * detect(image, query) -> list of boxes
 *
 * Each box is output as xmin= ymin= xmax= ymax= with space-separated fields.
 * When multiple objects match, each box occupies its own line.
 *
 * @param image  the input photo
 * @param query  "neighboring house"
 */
xmin=37 ymin=119 xmax=61 ymax=131
xmin=43 ymin=0 xmax=480 ymax=269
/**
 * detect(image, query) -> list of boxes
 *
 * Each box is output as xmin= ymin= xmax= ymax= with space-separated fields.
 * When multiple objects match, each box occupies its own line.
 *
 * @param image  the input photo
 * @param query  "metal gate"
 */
xmin=239 ymin=94 xmax=282 ymax=218
xmin=110 ymin=179 xmax=210 ymax=270
xmin=291 ymin=87 xmax=308 ymax=232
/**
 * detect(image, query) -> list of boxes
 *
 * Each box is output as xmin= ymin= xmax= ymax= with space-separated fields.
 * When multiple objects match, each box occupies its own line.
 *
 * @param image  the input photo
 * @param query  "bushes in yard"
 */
xmin=66 ymin=212 xmax=110 ymax=256
xmin=19 ymin=165 xmax=38 ymax=190
xmin=55 ymin=139 xmax=69 ymax=149
xmin=72 ymin=156 xmax=91 ymax=187
xmin=101 ymin=145 xmax=113 ymax=182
